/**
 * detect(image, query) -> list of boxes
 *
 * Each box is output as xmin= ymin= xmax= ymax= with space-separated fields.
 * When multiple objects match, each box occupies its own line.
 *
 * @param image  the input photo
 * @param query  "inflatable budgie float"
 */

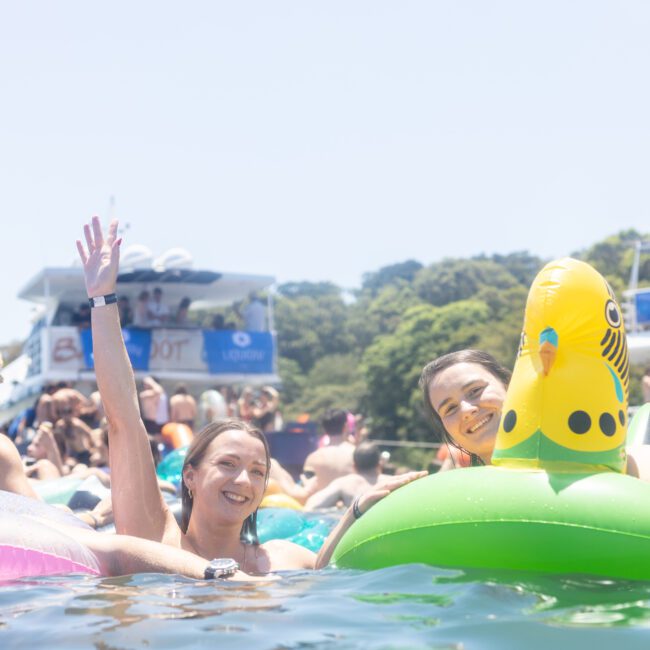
xmin=333 ymin=258 xmax=650 ymax=580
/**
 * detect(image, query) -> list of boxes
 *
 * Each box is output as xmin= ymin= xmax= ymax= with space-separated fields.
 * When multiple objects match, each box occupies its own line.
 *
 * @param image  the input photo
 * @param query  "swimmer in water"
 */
xmin=420 ymin=348 xmax=649 ymax=478
xmin=76 ymin=217 xmax=426 ymax=573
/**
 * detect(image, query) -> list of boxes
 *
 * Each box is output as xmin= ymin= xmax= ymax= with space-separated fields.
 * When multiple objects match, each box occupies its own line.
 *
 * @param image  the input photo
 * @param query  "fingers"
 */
xmin=385 ymin=471 xmax=427 ymax=491
xmin=84 ymin=224 xmax=94 ymax=252
xmin=76 ymin=240 xmax=88 ymax=265
xmin=106 ymin=219 xmax=119 ymax=245
xmin=111 ymin=237 xmax=122 ymax=263
xmin=91 ymin=215 xmax=104 ymax=247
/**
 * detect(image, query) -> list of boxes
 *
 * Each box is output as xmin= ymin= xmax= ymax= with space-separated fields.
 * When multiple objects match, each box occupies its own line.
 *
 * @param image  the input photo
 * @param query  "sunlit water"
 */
xmin=3 ymin=565 xmax=650 ymax=649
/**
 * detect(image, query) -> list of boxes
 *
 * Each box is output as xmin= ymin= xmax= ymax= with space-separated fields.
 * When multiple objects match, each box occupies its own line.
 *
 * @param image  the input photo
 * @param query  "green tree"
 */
xmin=573 ymin=230 xmax=648 ymax=296
xmin=299 ymin=354 xmax=366 ymax=419
xmin=361 ymin=260 xmax=423 ymax=296
xmin=413 ymin=259 xmax=520 ymax=306
xmin=362 ymin=300 xmax=491 ymax=442
xmin=348 ymin=283 xmax=422 ymax=349
xmin=486 ymin=251 xmax=546 ymax=287
xmin=274 ymin=292 xmax=355 ymax=373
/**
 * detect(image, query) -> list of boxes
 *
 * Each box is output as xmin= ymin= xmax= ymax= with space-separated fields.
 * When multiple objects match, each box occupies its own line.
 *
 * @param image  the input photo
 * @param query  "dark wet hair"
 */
xmin=419 ymin=349 xmax=511 ymax=467
xmin=353 ymin=442 xmax=381 ymax=472
xmin=321 ymin=409 xmax=348 ymax=436
xmin=180 ymin=419 xmax=270 ymax=544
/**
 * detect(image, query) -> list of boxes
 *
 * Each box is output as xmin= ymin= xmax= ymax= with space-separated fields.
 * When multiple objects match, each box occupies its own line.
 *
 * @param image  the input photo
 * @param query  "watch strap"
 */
xmin=88 ymin=293 xmax=118 ymax=308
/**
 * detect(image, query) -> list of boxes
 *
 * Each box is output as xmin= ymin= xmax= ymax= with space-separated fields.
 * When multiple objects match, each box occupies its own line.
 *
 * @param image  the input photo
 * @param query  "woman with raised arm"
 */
xmin=77 ymin=217 xmax=425 ymax=572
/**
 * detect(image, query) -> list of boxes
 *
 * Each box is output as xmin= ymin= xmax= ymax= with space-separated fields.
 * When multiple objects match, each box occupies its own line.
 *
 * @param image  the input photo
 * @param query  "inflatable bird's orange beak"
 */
xmin=538 ymin=327 xmax=558 ymax=376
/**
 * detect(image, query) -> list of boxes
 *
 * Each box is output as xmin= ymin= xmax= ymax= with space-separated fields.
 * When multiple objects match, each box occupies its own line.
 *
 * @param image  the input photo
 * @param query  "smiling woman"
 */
xmin=75 ymin=218 xmax=316 ymax=573
xmin=180 ymin=421 xmax=270 ymax=545
xmin=419 ymin=350 xmax=512 ymax=466
xmin=76 ymin=216 xmax=425 ymax=574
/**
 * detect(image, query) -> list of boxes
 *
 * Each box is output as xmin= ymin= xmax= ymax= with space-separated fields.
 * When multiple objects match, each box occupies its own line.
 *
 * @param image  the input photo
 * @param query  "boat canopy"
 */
xmin=18 ymin=266 xmax=275 ymax=311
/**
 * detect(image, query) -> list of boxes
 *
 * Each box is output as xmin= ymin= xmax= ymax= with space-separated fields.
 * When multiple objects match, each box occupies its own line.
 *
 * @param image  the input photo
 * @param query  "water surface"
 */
xmin=2 ymin=565 xmax=650 ymax=649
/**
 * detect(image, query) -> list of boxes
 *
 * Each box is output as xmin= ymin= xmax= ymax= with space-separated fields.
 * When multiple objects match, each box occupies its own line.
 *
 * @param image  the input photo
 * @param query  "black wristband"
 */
xmin=352 ymin=496 xmax=363 ymax=519
xmin=88 ymin=294 xmax=117 ymax=308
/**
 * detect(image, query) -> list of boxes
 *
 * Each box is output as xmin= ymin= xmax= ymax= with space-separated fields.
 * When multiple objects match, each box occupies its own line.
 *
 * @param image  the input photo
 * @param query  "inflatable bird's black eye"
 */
xmin=605 ymin=300 xmax=621 ymax=328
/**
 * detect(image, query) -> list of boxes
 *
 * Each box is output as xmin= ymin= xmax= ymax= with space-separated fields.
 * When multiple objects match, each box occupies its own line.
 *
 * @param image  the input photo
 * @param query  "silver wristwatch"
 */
xmin=204 ymin=558 xmax=240 ymax=580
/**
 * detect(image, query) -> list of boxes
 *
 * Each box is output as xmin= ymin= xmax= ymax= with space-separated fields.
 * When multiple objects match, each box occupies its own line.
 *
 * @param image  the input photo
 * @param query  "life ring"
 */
xmin=156 ymin=446 xmax=188 ymax=487
xmin=332 ymin=467 xmax=650 ymax=578
xmin=33 ymin=476 xmax=85 ymax=505
xmin=0 ymin=491 xmax=101 ymax=580
xmin=257 ymin=507 xmax=337 ymax=552
xmin=333 ymin=259 xmax=648 ymax=581
xmin=161 ymin=423 xmax=193 ymax=449
xmin=627 ymin=404 xmax=650 ymax=448
xmin=260 ymin=493 xmax=304 ymax=510
xmin=263 ymin=478 xmax=284 ymax=497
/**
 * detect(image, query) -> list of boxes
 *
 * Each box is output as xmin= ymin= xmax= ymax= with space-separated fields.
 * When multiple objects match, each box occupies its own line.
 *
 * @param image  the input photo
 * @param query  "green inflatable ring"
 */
xmin=332 ymin=467 xmax=650 ymax=581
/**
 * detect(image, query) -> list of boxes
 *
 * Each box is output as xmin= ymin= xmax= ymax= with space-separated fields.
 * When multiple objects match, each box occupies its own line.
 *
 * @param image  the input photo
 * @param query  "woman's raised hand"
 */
xmin=76 ymin=216 xmax=121 ymax=298
xmin=356 ymin=470 xmax=428 ymax=517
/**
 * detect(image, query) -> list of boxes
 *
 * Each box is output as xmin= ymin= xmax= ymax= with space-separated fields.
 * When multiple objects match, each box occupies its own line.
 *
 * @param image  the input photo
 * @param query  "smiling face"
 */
xmin=183 ymin=429 xmax=268 ymax=527
xmin=427 ymin=362 xmax=508 ymax=463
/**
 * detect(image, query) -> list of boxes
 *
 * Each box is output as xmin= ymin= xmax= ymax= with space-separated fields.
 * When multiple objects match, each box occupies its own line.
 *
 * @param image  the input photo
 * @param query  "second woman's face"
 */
xmin=187 ymin=430 xmax=268 ymax=526
xmin=427 ymin=362 xmax=507 ymax=463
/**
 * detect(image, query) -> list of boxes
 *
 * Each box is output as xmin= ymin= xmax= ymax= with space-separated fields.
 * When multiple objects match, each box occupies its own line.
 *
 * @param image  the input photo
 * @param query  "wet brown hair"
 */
xmin=419 ymin=349 xmax=511 ymax=466
xmin=180 ymin=418 xmax=270 ymax=544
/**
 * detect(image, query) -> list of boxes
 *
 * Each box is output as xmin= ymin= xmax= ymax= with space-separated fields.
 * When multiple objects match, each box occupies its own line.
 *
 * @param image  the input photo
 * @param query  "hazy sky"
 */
xmin=1 ymin=1 xmax=649 ymax=344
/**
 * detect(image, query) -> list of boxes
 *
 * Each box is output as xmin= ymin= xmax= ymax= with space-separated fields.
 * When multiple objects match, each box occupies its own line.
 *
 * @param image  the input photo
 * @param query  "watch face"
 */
xmin=205 ymin=558 xmax=240 ymax=579
xmin=211 ymin=558 xmax=239 ymax=572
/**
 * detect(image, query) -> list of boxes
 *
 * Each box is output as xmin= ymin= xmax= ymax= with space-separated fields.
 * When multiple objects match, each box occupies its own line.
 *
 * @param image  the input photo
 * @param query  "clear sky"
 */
xmin=1 ymin=1 xmax=649 ymax=344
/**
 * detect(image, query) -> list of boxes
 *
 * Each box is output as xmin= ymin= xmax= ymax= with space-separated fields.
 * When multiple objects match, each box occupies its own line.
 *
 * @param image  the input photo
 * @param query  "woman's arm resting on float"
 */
xmin=314 ymin=470 xmax=427 ymax=569
xmin=0 ymin=434 xmax=40 ymax=499
xmin=70 ymin=527 xmax=260 ymax=581
xmin=77 ymin=217 xmax=171 ymax=542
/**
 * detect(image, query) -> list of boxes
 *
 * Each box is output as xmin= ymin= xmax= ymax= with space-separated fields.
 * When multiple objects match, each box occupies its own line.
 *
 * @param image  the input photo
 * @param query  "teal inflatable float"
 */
xmin=156 ymin=446 xmax=188 ymax=487
xmin=333 ymin=259 xmax=650 ymax=580
xmin=258 ymin=508 xmax=337 ymax=552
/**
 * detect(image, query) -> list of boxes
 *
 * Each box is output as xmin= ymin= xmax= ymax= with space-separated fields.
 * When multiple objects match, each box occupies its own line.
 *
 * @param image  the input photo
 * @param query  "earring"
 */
xmin=188 ymin=488 xmax=193 ymax=500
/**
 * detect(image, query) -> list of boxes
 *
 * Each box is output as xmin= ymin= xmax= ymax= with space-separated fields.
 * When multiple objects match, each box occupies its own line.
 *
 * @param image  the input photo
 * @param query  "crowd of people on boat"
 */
xmin=64 ymin=286 xmax=269 ymax=332
xmin=1 ymin=216 xmax=649 ymax=582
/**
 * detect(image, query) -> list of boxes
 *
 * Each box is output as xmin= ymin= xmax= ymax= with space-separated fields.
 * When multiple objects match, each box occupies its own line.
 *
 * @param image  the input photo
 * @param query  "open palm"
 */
xmin=357 ymin=470 xmax=428 ymax=516
xmin=76 ymin=216 xmax=121 ymax=298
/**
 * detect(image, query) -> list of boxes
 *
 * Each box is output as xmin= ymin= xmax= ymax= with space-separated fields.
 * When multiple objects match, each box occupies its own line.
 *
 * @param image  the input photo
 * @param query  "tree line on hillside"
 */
xmin=274 ymin=229 xmax=650 ymax=443
xmin=1 ymin=229 xmax=647 ymax=449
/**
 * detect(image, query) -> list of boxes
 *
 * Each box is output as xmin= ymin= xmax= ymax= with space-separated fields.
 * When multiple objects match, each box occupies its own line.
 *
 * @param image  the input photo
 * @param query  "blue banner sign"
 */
xmin=81 ymin=328 xmax=152 ymax=371
xmin=636 ymin=291 xmax=650 ymax=325
xmin=203 ymin=331 xmax=274 ymax=374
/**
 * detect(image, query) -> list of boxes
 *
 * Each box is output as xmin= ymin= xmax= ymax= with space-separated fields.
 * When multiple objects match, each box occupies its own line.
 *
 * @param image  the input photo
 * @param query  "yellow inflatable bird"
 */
xmin=492 ymin=258 xmax=629 ymax=472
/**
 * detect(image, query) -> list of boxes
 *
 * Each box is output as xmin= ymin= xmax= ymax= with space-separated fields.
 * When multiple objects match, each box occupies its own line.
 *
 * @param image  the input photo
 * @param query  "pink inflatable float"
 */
xmin=0 ymin=491 xmax=100 ymax=580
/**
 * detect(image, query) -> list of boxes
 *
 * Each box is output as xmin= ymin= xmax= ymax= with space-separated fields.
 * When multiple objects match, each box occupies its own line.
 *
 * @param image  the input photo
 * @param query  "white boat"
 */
xmin=0 ymin=246 xmax=279 ymax=424
xmin=624 ymin=240 xmax=650 ymax=365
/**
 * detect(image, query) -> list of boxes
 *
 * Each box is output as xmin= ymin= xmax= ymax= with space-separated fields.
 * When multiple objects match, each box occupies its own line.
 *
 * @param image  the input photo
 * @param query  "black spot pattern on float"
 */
xmin=568 ymin=411 xmax=591 ymax=434
xmin=599 ymin=413 xmax=616 ymax=437
xmin=618 ymin=410 xmax=625 ymax=426
xmin=503 ymin=410 xmax=517 ymax=433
